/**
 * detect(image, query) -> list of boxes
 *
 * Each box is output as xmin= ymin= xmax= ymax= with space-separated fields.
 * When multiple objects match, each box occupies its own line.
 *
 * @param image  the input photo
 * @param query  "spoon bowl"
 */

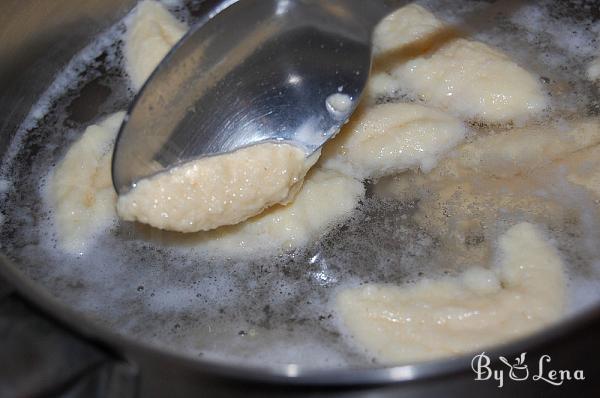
xmin=112 ymin=0 xmax=390 ymax=194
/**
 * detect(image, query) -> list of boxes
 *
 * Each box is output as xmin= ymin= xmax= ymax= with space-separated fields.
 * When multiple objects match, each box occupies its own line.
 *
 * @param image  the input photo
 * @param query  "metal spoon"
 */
xmin=112 ymin=0 xmax=392 ymax=194
xmin=112 ymin=0 xmax=525 ymax=194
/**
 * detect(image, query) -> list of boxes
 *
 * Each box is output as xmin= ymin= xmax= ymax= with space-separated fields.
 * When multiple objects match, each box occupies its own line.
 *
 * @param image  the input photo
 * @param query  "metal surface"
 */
xmin=0 ymin=0 xmax=599 ymax=397
xmin=112 ymin=0 xmax=391 ymax=194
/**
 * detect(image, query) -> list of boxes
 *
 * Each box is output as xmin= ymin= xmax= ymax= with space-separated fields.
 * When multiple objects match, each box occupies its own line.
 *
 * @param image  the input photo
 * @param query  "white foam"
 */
xmin=511 ymin=4 xmax=598 ymax=60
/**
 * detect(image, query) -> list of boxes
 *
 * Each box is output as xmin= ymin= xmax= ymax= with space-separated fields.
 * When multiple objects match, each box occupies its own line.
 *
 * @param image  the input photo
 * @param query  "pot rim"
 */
xmin=1 ymin=0 xmax=599 ymax=387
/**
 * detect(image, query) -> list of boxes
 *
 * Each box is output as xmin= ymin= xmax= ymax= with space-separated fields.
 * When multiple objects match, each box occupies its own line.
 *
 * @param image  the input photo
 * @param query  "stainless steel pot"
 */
xmin=0 ymin=1 xmax=599 ymax=397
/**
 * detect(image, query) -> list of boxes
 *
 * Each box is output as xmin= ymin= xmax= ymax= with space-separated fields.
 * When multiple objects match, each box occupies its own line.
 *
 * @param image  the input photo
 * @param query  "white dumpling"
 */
xmin=319 ymin=102 xmax=466 ymax=179
xmin=373 ymin=4 xmax=444 ymax=55
xmin=370 ymin=4 xmax=547 ymax=123
xmin=47 ymin=112 xmax=125 ymax=254
xmin=124 ymin=0 xmax=188 ymax=91
xmin=163 ymin=168 xmax=365 ymax=257
xmin=117 ymin=144 xmax=317 ymax=233
xmin=335 ymin=222 xmax=566 ymax=364
xmin=391 ymin=39 xmax=548 ymax=123
xmin=454 ymin=119 xmax=600 ymax=178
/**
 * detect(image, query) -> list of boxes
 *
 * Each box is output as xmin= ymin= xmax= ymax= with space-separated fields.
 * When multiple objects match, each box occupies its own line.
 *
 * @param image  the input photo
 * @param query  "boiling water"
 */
xmin=1 ymin=0 xmax=600 ymax=369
